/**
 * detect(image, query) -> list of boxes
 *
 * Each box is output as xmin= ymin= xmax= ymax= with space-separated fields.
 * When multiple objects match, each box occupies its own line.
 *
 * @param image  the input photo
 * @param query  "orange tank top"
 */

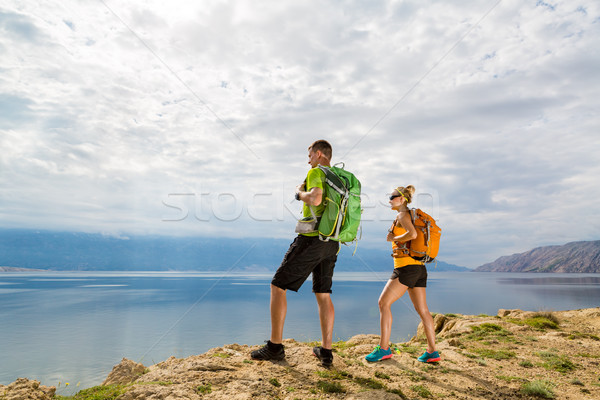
xmin=391 ymin=223 xmax=424 ymax=268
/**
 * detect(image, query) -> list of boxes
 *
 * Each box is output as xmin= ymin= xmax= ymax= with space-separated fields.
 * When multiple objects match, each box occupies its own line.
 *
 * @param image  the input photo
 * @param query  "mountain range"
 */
xmin=0 ymin=229 xmax=469 ymax=272
xmin=475 ymin=240 xmax=600 ymax=273
xmin=3 ymin=230 xmax=598 ymax=273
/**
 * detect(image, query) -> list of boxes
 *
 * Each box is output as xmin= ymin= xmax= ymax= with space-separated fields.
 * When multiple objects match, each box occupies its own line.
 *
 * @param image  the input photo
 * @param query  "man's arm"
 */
xmin=296 ymin=185 xmax=323 ymax=206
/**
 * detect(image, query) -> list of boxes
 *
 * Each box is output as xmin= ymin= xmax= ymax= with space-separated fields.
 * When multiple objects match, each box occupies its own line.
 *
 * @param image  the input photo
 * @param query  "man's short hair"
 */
xmin=308 ymin=140 xmax=332 ymax=160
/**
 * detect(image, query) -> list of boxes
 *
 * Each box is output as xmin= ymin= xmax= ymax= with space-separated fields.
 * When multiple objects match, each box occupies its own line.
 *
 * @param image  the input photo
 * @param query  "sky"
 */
xmin=0 ymin=0 xmax=599 ymax=268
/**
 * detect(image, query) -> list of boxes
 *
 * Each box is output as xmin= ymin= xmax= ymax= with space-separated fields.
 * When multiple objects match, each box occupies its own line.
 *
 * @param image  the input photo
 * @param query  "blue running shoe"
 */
xmin=417 ymin=350 xmax=441 ymax=363
xmin=365 ymin=345 xmax=393 ymax=362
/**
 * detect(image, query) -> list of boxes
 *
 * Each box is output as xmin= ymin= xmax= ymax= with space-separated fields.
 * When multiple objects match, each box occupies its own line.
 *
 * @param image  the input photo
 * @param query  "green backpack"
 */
xmin=316 ymin=164 xmax=362 ymax=244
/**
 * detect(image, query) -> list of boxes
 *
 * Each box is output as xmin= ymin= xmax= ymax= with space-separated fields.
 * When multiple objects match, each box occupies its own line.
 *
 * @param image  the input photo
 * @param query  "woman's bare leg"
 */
xmin=408 ymin=287 xmax=436 ymax=353
xmin=378 ymin=279 xmax=409 ymax=348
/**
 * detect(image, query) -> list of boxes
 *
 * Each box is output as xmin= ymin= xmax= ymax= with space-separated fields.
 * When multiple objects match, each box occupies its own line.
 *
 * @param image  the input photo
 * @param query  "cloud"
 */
xmin=0 ymin=94 xmax=34 ymax=128
xmin=0 ymin=10 xmax=42 ymax=42
xmin=1 ymin=0 xmax=599 ymax=267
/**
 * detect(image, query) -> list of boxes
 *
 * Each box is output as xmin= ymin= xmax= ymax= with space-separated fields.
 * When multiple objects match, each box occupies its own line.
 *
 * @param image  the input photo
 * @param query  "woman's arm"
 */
xmin=386 ymin=212 xmax=417 ymax=242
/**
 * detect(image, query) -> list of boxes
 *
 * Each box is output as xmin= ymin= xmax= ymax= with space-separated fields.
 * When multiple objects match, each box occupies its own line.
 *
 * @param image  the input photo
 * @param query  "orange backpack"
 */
xmin=391 ymin=208 xmax=441 ymax=263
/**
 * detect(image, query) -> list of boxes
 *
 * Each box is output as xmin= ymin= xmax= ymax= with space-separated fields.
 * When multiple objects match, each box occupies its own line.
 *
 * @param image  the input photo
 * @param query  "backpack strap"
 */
xmin=389 ymin=219 xmax=396 ymax=235
xmin=308 ymin=205 xmax=318 ymax=221
xmin=317 ymin=165 xmax=346 ymax=195
xmin=390 ymin=215 xmax=413 ymax=258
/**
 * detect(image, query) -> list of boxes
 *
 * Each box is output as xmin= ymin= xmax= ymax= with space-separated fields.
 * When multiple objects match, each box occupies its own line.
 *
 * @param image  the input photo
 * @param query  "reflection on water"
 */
xmin=1 ymin=271 xmax=599 ymax=394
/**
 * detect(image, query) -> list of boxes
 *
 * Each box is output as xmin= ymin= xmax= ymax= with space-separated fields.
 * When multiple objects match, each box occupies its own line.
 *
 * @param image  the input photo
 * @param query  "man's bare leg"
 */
xmin=315 ymin=292 xmax=335 ymax=349
xmin=270 ymin=284 xmax=287 ymax=344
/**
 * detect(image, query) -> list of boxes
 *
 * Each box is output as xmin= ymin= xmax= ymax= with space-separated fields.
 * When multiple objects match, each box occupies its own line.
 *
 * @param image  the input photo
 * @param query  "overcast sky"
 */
xmin=1 ymin=0 xmax=599 ymax=268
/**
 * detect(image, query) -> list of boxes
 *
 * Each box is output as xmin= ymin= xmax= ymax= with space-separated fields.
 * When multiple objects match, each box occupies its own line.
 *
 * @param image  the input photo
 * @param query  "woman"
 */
xmin=365 ymin=185 xmax=440 ymax=363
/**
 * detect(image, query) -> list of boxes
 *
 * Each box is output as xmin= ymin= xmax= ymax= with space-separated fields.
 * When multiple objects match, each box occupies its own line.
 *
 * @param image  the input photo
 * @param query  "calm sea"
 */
xmin=1 ymin=271 xmax=599 ymax=394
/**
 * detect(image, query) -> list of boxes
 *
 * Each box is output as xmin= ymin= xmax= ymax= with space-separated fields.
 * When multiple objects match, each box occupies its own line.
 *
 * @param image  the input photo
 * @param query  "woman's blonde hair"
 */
xmin=395 ymin=185 xmax=415 ymax=204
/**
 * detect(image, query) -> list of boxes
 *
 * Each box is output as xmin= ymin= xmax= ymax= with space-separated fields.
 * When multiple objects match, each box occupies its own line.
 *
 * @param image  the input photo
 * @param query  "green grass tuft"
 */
xmin=405 ymin=370 xmax=427 ymax=382
xmin=317 ymin=380 xmax=345 ymax=393
xmin=472 ymin=323 xmax=504 ymax=332
xmin=538 ymin=352 xmax=577 ymax=373
xmin=520 ymin=380 xmax=555 ymax=398
xmin=196 ymin=383 xmax=212 ymax=394
xmin=332 ymin=340 xmax=357 ymax=352
xmin=398 ymin=343 xmax=420 ymax=355
xmin=473 ymin=348 xmax=516 ymax=360
xmin=411 ymin=384 xmax=433 ymax=398
xmin=533 ymin=311 xmax=559 ymax=324
xmin=387 ymin=387 xmax=408 ymax=399
xmin=269 ymin=378 xmax=281 ymax=387
xmin=468 ymin=323 xmax=513 ymax=342
xmin=315 ymin=369 xmax=350 ymax=380
xmin=575 ymin=352 xmax=600 ymax=358
xmin=354 ymin=377 xmax=384 ymax=390
xmin=375 ymin=371 xmax=390 ymax=380
xmin=524 ymin=312 xmax=559 ymax=330
xmin=519 ymin=359 xmax=534 ymax=368
xmin=524 ymin=317 xmax=559 ymax=330
xmin=569 ymin=331 xmax=600 ymax=341
xmin=546 ymin=358 xmax=577 ymax=373
xmin=55 ymin=385 xmax=128 ymax=400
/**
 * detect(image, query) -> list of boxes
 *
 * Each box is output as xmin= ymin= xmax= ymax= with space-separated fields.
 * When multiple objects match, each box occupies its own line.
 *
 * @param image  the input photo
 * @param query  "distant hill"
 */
xmin=0 ymin=229 xmax=469 ymax=272
xmin=475 ymin=240 xmax=600 ymax=273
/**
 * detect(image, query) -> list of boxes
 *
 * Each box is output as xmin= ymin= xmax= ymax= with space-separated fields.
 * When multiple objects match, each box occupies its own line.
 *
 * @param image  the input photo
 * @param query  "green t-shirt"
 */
xmin=301 ymin=167 xmax=326 ymax=237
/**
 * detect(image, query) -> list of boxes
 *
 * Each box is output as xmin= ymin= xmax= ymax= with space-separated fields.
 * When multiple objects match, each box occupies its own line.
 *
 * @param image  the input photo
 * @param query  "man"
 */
xmin=251 ymin=140 xmax=339 ymax=367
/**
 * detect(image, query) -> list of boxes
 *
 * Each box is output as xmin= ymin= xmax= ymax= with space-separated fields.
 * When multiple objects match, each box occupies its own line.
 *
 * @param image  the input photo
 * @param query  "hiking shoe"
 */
xmin=417 ymin=350 xmax=441 ymax=363
xmin=365 ymin=345 xmax=393 ymax=362
xmin=251 ymin=341 xmax=285 ymax=361
xmin=312 ymin=346 xmax=333 ymax=367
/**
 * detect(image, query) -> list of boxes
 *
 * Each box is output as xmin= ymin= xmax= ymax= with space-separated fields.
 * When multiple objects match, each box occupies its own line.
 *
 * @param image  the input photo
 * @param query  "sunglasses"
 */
xmin=389 ymin=194 xmax=402 ymax=200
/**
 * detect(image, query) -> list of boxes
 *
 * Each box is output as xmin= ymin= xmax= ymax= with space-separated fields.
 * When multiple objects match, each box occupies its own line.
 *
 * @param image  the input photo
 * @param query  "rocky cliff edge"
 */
xmin=2 ymin=308 xmax=599 ymax=400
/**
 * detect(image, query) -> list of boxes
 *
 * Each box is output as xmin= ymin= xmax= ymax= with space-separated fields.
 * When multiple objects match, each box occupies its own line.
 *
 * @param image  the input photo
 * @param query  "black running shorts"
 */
xmin=390 ymin=264 xmax=428 ymax=288
xmin=271 ymin=235 xmax=339 ymax=293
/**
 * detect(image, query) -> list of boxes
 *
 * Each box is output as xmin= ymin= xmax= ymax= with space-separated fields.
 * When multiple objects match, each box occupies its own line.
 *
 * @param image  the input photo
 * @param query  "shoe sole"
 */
xmin=251 ymin=355 xmax=285 ymax=361
xmin=251 ymin=351 xmax=285 ymax=361
xmin=418 ymin=357 xmax=441 ymax=363
xmin=366 ymin=354 xmax=392 ymax=362
xmin=312 ymin=350 xmax=333 ymax=367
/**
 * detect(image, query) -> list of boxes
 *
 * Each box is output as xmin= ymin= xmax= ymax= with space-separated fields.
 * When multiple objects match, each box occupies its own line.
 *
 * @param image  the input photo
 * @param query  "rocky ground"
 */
xmin=2 ymin=308 xmax=599 ymax=400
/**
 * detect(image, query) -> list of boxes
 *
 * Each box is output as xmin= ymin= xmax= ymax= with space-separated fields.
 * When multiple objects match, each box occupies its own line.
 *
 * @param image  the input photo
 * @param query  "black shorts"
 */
xmin=390 ymin=265 xmax=427 ymax=288
xmin=271 ymin=235 xmax=339 ymax=293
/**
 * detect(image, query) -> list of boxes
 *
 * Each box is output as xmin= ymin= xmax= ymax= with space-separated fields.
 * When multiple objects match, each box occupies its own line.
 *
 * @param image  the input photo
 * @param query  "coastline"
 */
xmin=2 ymin=307 xmax=599 ymax=400
xmin=0 ymin=266 xmax=47 ymax=272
